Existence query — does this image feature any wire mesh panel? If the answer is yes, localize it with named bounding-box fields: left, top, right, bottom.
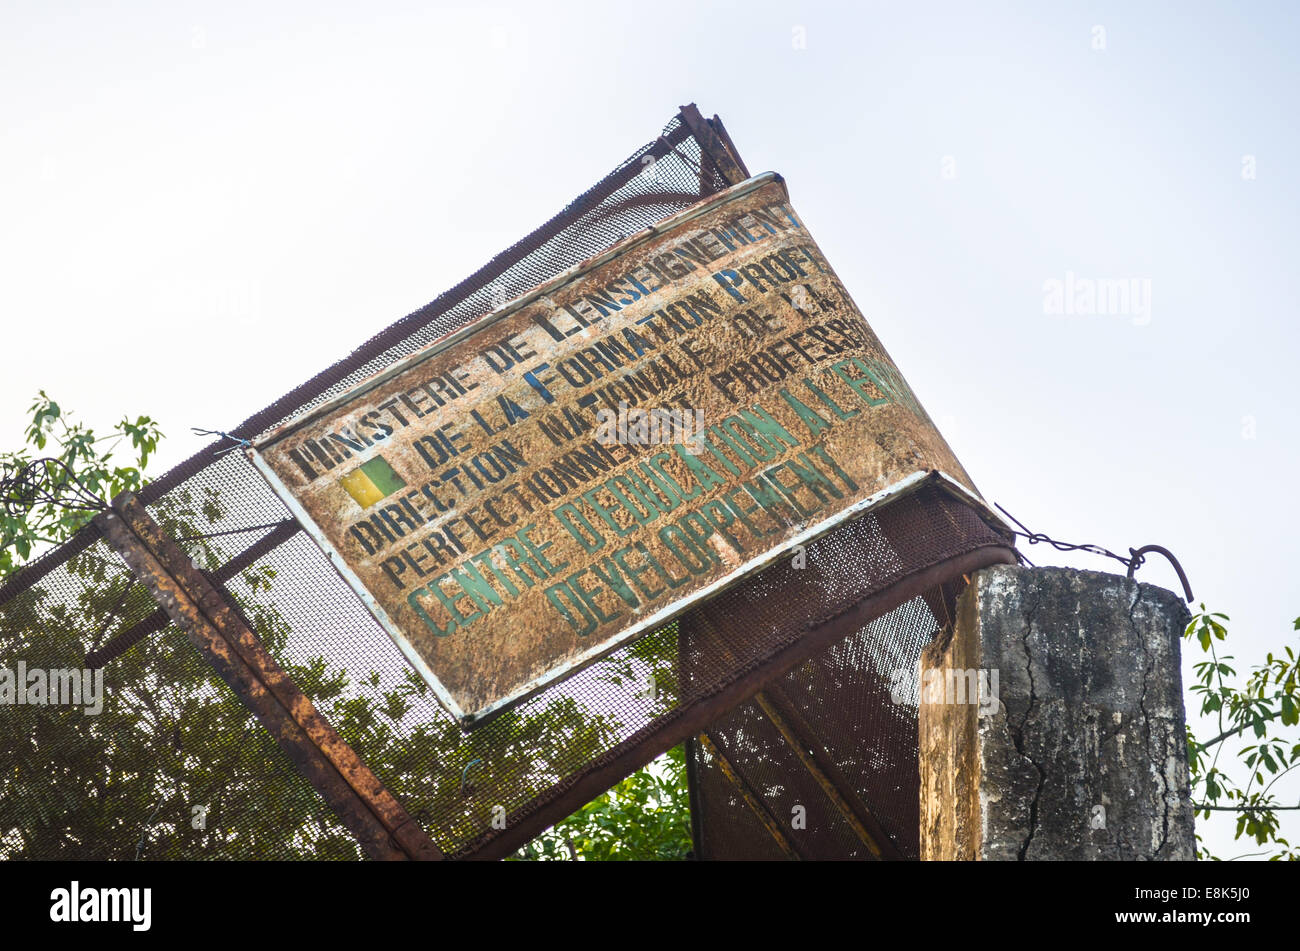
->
left=0, top=111, right=1014, bottom=860
left=689, top=592, right=949, bottom=860
left=0, top=533, right=360, bottom=859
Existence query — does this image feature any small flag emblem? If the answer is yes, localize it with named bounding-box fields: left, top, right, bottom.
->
left=340, top=456, right=407, bottom=508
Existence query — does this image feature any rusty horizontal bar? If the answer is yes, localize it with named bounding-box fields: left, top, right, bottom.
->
left=96, top=494, right=442, bottom=861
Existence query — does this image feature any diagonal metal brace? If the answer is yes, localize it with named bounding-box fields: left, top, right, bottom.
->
left=94, top=492, right=443, bottom=861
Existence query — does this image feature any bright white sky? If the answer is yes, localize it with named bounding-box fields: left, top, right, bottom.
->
left=2, top=0, right=1296, bottom=860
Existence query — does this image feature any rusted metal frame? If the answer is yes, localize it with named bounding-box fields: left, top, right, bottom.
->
left=709, top=113, right=752, bottom=179
left=679, top=103, right=748, bottom=188
left=85, top=517, right=300, bottom=668
left=111, top=493, right=442, bottom=861
left=697, top=731, right=801, bottom=860
left=750, top=690, right=898, bottom=860
left=464, top=541, right=1017, bottom=859
left=684, top=735, right=706, bottom=859
left=92, top=506, right=406, bottom=860
left=94, top=493, right=442, bottom=861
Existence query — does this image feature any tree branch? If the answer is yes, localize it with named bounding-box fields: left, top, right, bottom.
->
left=1192, top=803, right=1300, bottom=811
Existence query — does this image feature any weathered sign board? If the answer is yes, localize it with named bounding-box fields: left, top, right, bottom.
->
left=250, top=173, right=988, bottom=727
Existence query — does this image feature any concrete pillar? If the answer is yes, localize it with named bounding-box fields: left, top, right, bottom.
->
left=919, top=565, right=1195, bottom=860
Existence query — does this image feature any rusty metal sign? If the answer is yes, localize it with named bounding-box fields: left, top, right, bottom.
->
left=249, top=173, right=990, bottom=727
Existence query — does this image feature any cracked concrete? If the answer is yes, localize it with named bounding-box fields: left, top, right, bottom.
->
left=918, top=565, right=1195, bottom=860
